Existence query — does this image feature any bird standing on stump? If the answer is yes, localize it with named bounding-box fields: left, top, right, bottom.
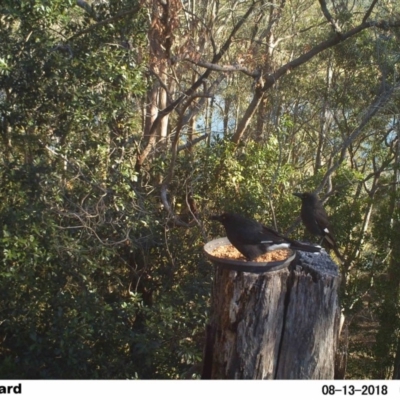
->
left=211, top=212, right=321, bottom=261
left=293, top=192, right=344, bottom=263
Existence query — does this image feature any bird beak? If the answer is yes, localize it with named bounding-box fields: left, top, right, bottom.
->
left=293, top=193, right=302, bottom=198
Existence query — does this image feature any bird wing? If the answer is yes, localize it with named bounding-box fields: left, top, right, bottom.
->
left=224, top=221, right=266, bottom=246
left=262, top=224, right=321, bottom=252
left=224, top=220, right=272, bottom=260
left=243, top=226, right=274, bottom=244
left=260, top=225, right=286, bottom=244
left=314, top=207, right=336, bottom=247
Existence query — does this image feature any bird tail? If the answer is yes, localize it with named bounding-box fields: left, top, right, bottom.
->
left=332, top=246, right=345, bottom=265
left=289, top=241, right=322, bottom=253
left=322, top=236, right=345, bottom=264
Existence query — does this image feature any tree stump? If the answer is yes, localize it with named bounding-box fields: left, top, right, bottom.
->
left=202, top=249, right=341, bottom=379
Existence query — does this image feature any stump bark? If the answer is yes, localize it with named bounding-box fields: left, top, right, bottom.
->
left=202, top=250, right=341, bottom=379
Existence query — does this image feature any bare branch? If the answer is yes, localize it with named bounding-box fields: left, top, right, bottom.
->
left=158, top=75, right=225, bottom=225
left=318, top=82, right=400, bottom=191
left=363, top=0, right=379, bottom=23
left=136, top=1, right=259, bottom=170
left=231, top=87, right=265, bottom=143
left=183, top=58, right=259, bottom=77
left=266, top=19, right=400, bottom=90
left=177, top=134, right=208, bottom=153
left=181, top=6, right=217, bottom=56
left=148, top=70, right=174, bottom=105
left=160, top=183, right=192, bottom=228
left=231, top=17, right=400, bottom=145
left=318, top=0, right=342, bottom=35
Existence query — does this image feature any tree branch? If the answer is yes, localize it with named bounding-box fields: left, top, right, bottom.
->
left=159, top=75, right=224, bottom=225
left=231, top=17, right=400, bottom=145
left=318, top=0, right=342, bottom=35
left=135, top=1, right=259, bottom=171
left=231, top=87, right=265, bottom=143
left=183, top=58, right=259, bottom=77
left=177, top=134, right=208, bottom=153
left=265, top=19, right=400, bottom=90
left=363, top=0, right=379, bottom=23
left=318, top=82, right=400, bottom=192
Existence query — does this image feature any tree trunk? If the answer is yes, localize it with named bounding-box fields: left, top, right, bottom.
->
left=203, top=251, right=341, bottom=379
left=231, top=88, right=264, bottom=144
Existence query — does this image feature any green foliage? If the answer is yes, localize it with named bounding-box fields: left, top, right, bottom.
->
left=0, top=0, right=209, bottom=379
left=187, top=139, right=295, bottom=224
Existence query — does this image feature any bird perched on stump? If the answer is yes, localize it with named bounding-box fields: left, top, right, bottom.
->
left=210, top=212, right=321, bottom=261
left=293, top=192, right=344, bottom=263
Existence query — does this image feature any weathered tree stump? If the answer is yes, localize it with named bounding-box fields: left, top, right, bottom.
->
left=202, top=247, right=341, bottom=379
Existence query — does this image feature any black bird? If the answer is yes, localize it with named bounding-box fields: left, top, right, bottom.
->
left=293, top=192, right=344, bottom=262
left=211, top=212, right=321, bottom=261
